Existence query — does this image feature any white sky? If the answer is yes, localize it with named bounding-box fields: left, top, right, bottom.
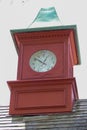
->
left=0, top=0, right=87, bottom=105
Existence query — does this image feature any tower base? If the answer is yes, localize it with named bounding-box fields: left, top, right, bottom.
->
left=7, top=78, right=78, bottom=115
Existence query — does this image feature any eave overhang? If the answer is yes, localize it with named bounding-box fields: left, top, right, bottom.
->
left=10, top=25, right=81, bottom=65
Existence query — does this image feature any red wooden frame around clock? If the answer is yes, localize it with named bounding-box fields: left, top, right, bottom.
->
left=13, top=29, right=78, bottom=80
left=18, top=41, right=67, bottom=80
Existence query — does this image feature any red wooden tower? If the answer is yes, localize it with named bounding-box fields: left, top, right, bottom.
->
left=7, top=7, right=80, bottom=115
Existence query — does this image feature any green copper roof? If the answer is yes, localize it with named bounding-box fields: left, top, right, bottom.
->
left=11, top=25, right=77, bottom=33
left=32, top=7, right=59, bottom=22
left=28, top=7, right=61, bottom=28
left=10, top=7, right=81, bottom=64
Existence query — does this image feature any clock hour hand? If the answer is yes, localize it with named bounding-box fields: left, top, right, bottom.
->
left=34, top=57, right=47, bottom=65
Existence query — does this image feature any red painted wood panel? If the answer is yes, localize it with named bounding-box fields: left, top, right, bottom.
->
left=7, top=78, right=78, bottom=115
left=12, top=30, right=76, bottom=80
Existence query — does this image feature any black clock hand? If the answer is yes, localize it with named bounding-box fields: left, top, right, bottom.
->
left=43, top=55, right=49, bottom=62
left=34, top=57, right=47, bottom=65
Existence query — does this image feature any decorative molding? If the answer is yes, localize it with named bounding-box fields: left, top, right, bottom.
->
left=15, top=31, right=70, bottom=41
left=15, top=89, right=66, bottom=110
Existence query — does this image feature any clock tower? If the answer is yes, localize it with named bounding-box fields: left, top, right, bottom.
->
left=7, top=7, right=80, bottom=115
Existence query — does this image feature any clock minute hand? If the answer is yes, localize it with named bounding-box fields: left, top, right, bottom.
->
left=43, top=55, right=49, bottom=63
left=34, top=57, right=47, bottom=65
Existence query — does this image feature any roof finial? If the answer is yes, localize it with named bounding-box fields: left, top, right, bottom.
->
left=28, top=7, right=61, bottom=28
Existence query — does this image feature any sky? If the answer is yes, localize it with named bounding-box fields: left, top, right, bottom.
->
left=0, top=0, right=87, bottom=105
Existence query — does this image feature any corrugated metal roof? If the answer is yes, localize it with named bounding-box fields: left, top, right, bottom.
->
left=0, top=99, right=87, bottom=130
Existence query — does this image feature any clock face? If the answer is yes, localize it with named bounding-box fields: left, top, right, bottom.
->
left=29, top=50, right=57, bottom=72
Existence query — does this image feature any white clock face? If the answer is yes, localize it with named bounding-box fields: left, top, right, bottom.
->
left=29, top=50, right=57, bottom=72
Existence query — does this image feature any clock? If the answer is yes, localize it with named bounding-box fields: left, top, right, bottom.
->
left=29, top=50, right=57, bottom=72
